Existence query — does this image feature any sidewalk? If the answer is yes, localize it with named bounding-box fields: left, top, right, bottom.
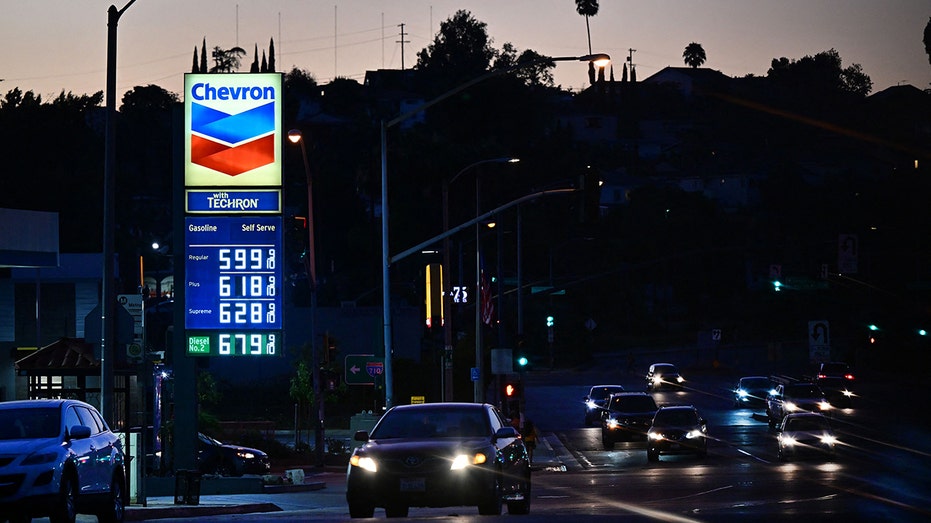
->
left=124, top=434, right=566, bottom=520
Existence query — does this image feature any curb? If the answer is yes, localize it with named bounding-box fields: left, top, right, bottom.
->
left=125, top=502, right=282, bottom=521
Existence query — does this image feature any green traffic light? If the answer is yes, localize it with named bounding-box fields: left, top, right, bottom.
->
left=517, top=356, right=529, bottom=367
left=546, top=315, right=554, bottom=327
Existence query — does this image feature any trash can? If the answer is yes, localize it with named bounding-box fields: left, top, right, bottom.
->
left=174, top=470, right=201, bottom=505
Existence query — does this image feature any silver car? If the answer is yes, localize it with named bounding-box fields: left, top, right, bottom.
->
left=0, top=399, right=127, bottom=523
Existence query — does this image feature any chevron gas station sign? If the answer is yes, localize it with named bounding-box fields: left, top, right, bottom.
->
left=184, top=73, right=282, bottom=187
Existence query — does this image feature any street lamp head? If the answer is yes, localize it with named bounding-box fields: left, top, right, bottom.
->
left=287, top=129, right=303, bottom=144
left=580, top=53, right=611, bottom=68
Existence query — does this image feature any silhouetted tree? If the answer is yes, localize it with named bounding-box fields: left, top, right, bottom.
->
left=261, top=52, right=268, bottom=73
left=200, top=38, right=207, bottom=73
left=575, top=0, right=599, bottom=54
left=683, top=42, right=706, bottom=68
left=210, top=46, right=247, bottom=73
left=191, top=47, right=199, bottom=73
left=268, top=38, right=276, bottom=72
left=494, top=43, right=556, bottom=87
left=768, top=48, right=871, bottom=96
left=250, top=44, right=259, bottom=73
left=416, top=9, right=495, bottom=89
left=924, top=17, right=931, bottom=67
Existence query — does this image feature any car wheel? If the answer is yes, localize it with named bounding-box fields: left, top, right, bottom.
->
left=647, top=449, right=659, bottom=463
left=348, top=501, right=375, bottom=519
left=602, top=433, right=614, bottom=450
left=477, top=475, right=502, bottom=515
left=507, top=471, right=531, bottom=515
left=97, top=474, right=126, bottom=523
left=49, top=472, right=77, bottom=523
left=385, top=504, right=409, bottom=518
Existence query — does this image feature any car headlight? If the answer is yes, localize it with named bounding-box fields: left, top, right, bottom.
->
left=648, top=432, right=664, bottom=441
left=819, top=434, right=837, bottom=446
left=652, top=376, right=663, bottom=384
left=236, top=451, right=256, bottom=459
left=676, top=376, right=685, bottom=383
left=605, top=418, right=619, bottom=429
left=349, top=455, right=377, bottom=472
left=737, top=389, right=749, bottom=398
left=450, top=453, right=487, bottom=470
left=586, top=400, right=598, bottom=410
left=785, top=402, right=799, bottom=412
left=22, top=452, right=58, bottom=466
left=818, top=401, right=832, bottom=411
left=685, top=430, right=703, bottom=439
left=779, top=435, right=797, bottom=447
left=842, top=389, right=854, bottom=397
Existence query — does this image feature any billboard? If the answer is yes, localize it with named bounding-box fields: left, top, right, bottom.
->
left=184, top=73, right=282, bottom=187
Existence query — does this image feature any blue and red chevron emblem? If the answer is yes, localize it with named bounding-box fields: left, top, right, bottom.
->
left=190, top=101, right=276, bottom=176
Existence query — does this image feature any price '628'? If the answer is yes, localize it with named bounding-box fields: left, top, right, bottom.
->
left=219, top=302, right=276, bottom=324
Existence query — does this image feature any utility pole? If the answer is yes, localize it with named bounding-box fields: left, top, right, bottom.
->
left=397, top=23, right=410, bottom=70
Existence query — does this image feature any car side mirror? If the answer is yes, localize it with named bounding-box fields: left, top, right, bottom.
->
left=68, top=425, right=92, bottom=440
left=493, top=426, right=519, bottom=441
left=353, top=430, right=370, bottom=442
left=583, top=396, right=590, bottom=402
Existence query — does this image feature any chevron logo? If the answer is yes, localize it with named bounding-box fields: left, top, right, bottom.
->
left=190, top=101, right=275, bottom=176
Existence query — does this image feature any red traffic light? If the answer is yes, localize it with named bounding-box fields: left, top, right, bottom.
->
left=505, top=383, right=516, bottom=397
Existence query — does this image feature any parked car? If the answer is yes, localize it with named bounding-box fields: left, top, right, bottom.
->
left=583, top=385, right=625, bottom=426
left=346, top=402, right=531, bottom=518
left=601, top=392, right=659, bottom=449
left=766, top=382, right=832, bottom=429
left=645, top=363, right=685, bottom=391
left=197, top=432, right=270, bottom=477
left=0, top=399, right=127, bottom=523
left=733, top=376, right=775, bottom=408
left=777, top=412, right=838, bottom=461
left=646, top=405, right=708, bottom=462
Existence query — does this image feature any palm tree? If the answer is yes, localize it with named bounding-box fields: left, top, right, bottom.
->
left=683, top=42, right=707, bottom=68
left=575, top=0, right=599, bottom=54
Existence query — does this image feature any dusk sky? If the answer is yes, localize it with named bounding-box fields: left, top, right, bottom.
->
left=2, top=1, right=929, bottom=100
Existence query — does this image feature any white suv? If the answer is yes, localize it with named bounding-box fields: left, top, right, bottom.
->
left=0, top=399, right=127, bottom=523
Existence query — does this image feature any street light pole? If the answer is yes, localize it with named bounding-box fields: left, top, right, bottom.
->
left=101, top=0, right=137, bottom=426
left=288, top=129, right=324, bottom=468
left=443, top=158, right=517, bottom=402
left=380, top=53, right=610, bottom=408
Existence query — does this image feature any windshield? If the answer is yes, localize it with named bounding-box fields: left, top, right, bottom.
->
left=0, top=407, right=60, bottom=440
left=372, top=407, right=490, bottom=439
left=786, top=417, right=830, bottom=432
left=654, top=409, right=699, bottom=427
left=590, top=386, right=624, bottom=400
left=740, top=378, right=771, bottom=389
left=610, top=395, right=658, bottom=412
left=653, top=365, right=678, bottom=375
left=786, top=385, right=823, bottom=399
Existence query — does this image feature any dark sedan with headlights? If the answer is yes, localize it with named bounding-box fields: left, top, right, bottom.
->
left=733, top=376, right=775, bottom=408
left=645, top=363, right=685, bottom=391
left=647, top=405, right=708, bottom=462
left=346, top=402, right=531, bottom=518
left=601, top=392, right=658, bottom=449
left=583, top=385, right=625, bottom=426
left=777, top=412, right=837, bottom=461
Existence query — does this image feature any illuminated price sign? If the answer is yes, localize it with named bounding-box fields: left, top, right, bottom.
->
left=187, top=331, right=281, bottom=357
left=185, top=216, right=282, bottom=330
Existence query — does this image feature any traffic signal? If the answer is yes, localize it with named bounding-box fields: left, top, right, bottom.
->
left=517, top=356, right=529, bottom=368
left=503, top=382, right=522, bottom=399
left=546, top=316, right=554, bottom=328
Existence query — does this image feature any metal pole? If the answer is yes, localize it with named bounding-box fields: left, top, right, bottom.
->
left=442, top=180, right=453, bottom=402
left=380, top=121, right=393, bottom=409
left=102, top=0, right=137, bottom=426
left=474, top=177, right=483, bottom=403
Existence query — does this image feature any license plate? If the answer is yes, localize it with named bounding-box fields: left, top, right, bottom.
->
left=400, top=477, right=426, bottom=492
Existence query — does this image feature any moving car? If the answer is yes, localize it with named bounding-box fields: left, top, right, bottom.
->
left=777, top=412, right=837, bottom=461
left=733, top=376, right=774, bottom=407
left=815, top=362, right=856, bottom=408
left=645, top=363, right=685, bottom=391
left=346, top=402, right=531, bottom=518
left=601, top=392, right=658, bottom=449
left=0, top=399, right=127, bottom=523
left=583, top=385, right=625, bottom=426
left=197, top=432, right=271, bottom=477
left=766, top=382, right=832, bottom=429
left=647, top=405, right=708, bottom=462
